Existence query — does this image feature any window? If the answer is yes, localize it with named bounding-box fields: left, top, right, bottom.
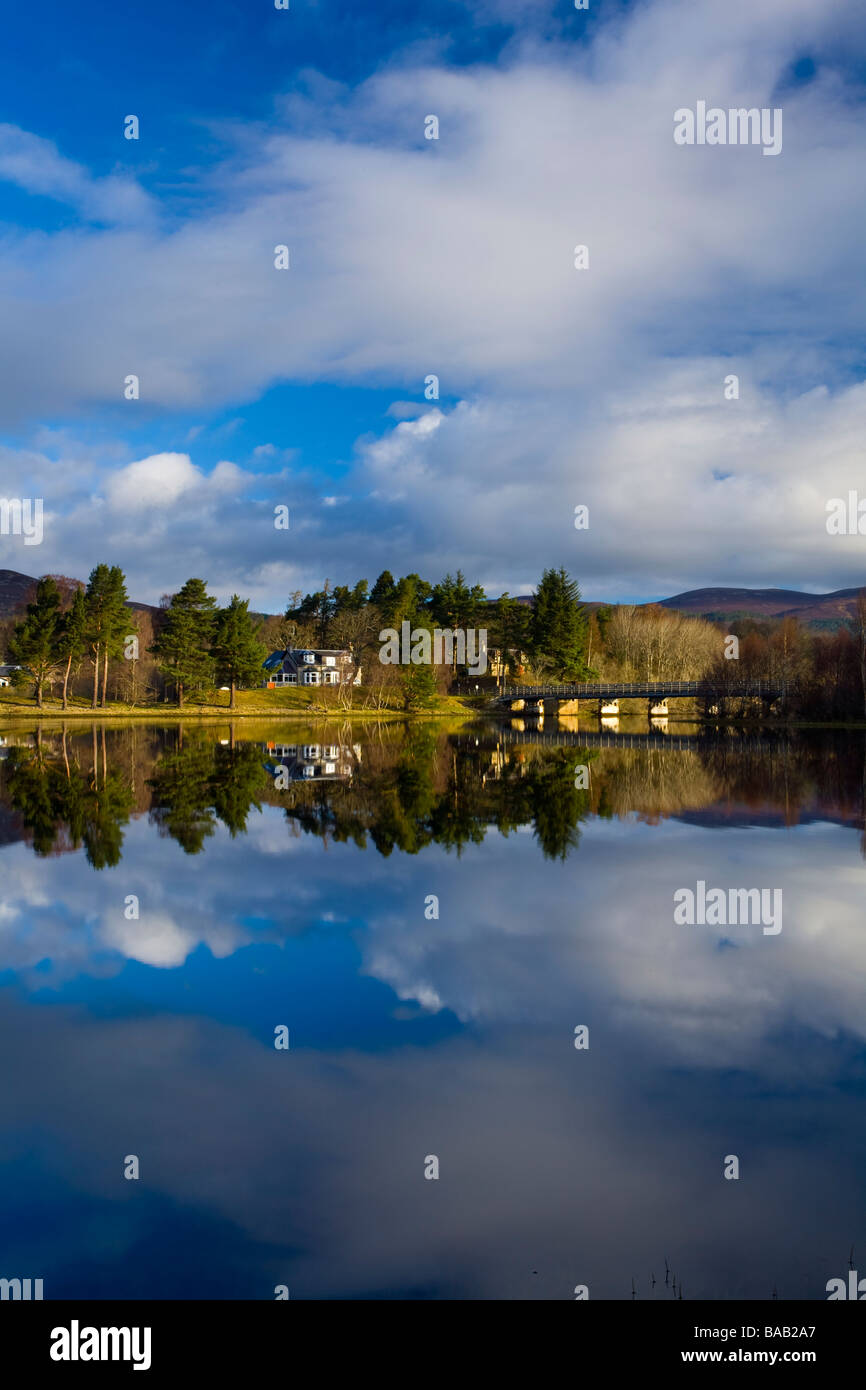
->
left=302, top=766, right=315, bottom=779
left=303, top=652, right=315, bottom=663
left=304, top=745, right=321, bottom=759
left=324, top=746, right=339, bottom=759
left=323, top=763, right=336, bottom=775
left=324, top=656, right=336, bottom=667
left=302, top=670, right=320, bottom=685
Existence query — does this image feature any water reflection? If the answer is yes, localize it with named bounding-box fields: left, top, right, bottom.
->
left=0, top=718, right=865, bottom=1300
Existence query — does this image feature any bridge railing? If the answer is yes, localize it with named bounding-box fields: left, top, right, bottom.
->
left=500, top=680, right=784, bottom=699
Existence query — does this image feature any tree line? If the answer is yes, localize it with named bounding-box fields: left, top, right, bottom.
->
left=5, top=562, right=866, bottom=718
left=2, top=563, right=595, bottom=710
left=279, top=565, right=592, bottom=681
left=6, top=569, right=266, bottom=709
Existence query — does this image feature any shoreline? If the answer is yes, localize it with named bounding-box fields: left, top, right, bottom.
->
left=2, top=704, right=866, bottom=732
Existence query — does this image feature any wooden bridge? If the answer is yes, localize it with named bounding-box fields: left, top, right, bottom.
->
left=496, top=679, right=784, bottom=716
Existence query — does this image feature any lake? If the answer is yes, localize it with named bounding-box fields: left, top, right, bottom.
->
left=0, top=717, right=864, bottom=1300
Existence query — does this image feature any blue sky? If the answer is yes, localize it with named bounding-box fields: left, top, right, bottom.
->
left=1, top=0, right=865, bottom=608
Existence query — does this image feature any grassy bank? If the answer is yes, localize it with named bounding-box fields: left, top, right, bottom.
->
left=0, top=687, right=485, bottom=721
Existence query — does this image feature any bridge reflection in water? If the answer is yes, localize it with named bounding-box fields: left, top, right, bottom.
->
left=467, top=723, right=784, bottom=752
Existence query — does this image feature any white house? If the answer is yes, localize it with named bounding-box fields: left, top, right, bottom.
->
left=262, top=648, right=361, bottom=689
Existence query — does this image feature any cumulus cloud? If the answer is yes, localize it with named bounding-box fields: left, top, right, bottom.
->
left=1, top=0, right=865, bottom=596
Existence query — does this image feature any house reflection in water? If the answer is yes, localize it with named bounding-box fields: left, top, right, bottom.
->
left=263, top=741, right=362, bottom=783
left=0, top=732, right=35, bottom=759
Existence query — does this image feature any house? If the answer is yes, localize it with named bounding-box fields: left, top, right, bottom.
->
left=263, top=741, right=362, bottom=783
left=0, top=664, right=24, bottom=688
left=262, top=648, right=361, bottom=689
left=485, top=647, right=528, bottom=680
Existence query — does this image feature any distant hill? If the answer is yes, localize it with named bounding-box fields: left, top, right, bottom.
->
left=493, top=586, right=863, bottom=628
left=657, top=586, right=863, bottom=627
left=0, top=569, right=37, bottom=614
left=0, top=569, right=158, bottom=619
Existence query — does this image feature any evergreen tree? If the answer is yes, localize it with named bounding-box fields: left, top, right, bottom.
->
left=8, top=575, right=64, bottom=707
left=398, top=662, right=438, bottom=711
left=287, top=582, right=334, bottom=646
left=369, top=570, right=396, bottom=610
left=332, top=579, right=369, bottom=614
left=390, top=574, right=432, bottom=625
left=100, top=566, right=130, bottom=707
left=212, top=595, right=268, bottom=708
left=531, top=567, right=589, bottom=679
left=150, top=578, right=218, bottom=706
left=58, top=585, right=87, bottom=709
left=84, top=565, right=115, bottom=709
left=429, top=570, right=486, bottom=632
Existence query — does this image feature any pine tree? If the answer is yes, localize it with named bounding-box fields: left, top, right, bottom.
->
left=430, top=571, right=486, bottom=631
left=369, top=570, right=397, bottom=610
left=150, top=578, right=218, bottom=706
left=398, top=662, right=438, bottom=711
left=531, top=567, right=589, bottom=680
left=8, top=576, right=64, bottom=707
left=100, top=566, right=130, bottom=707
left=212, top=595, right=268, bottom=708
left=84, top=565, right=115, bottom=709
left=58, top=585, right=87, bottom=709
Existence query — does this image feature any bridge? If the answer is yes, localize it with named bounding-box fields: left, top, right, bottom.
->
left=496, top=679, right=784, bottom=716
left=468, top=727, right=703, bottom=750
left=462, top=727, right=786, bottom=752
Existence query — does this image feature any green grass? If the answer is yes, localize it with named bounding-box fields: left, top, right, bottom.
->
left=0, top=686, right=483, bottom=721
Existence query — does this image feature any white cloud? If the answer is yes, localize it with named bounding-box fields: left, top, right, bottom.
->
left=1, top=0, right=865, bottom=597
left=0, top=124, right=153, bottom=225
left=104, top=452, right=202, bottom=511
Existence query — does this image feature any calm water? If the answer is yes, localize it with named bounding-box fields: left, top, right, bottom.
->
left=1, top=718, right=864, bottom=1300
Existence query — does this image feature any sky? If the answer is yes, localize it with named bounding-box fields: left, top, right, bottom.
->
left=0, top=0, right=865, bottom=609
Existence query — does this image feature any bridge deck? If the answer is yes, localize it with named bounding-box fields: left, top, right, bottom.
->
left=500, top=680, right=783, bottom=700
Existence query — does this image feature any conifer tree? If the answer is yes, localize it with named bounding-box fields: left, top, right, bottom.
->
left=8, top=576, right=64, bottom=707
left=212, top=595, right=268, bottom=708
left=84, top=565, right=115, bottom=709
left=531, top=567, right=589, bottom=680
left=150, top=578, right=218, bottom=706
left=58, top=585, right=87, bottom=710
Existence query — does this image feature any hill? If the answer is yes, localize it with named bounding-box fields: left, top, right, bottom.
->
left=657, top=586, right=863, bottom=627
left=0, top=569, right=159, bottom=618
